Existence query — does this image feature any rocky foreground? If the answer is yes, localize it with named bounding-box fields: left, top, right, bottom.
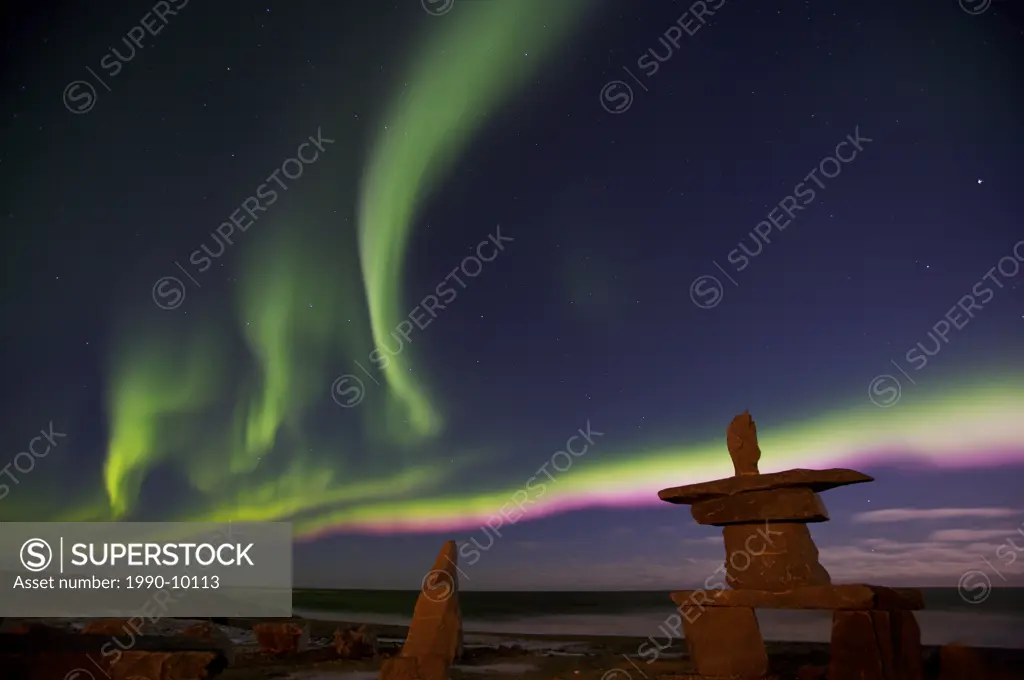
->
left=1, top=615, right=1023, bottom=679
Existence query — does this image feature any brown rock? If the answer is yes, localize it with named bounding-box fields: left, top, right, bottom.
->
left=110, top=651, right=219, bottom=680
left=0, top=620, right=32, bottom=633
left=659, top=468, right=873, bottom=505
left=0, top=651, right=100, bottom=680
left=83, top=619, right=141, bottom=636
left=828, top=610, right=923, bottom=680
left=727, top=411, right=762, bottom=476
left=893, top=611, right=924, bottom=680
left=335, top=624, right=378, bottom=659
left=722, top=522, right=831, bottom=590
left=400, top=540, right=463, bottom=663
left=829, top=611, right=886, bottom=680
left=252, top=622, right=309, bottom=655
left=680, top=606, right=767, bottom=679
left=691, top=487, right=830, bottom=525
left=161, top=650, right=222, bottom=680
left=795, top=666, right=827, bottom=680
left=180, top=621, right=235, bottom=665
left=657, top=676, right=781, bottom=680
left=0, top=630, right=230, bottom=680
left=938, top=642, right=988, bottom=680
left=110, top=652, right=172, bottom=680
left=381, top=656, right=419, bottom=680
left=670, top=584, right=924, bottom=611
left=380, top=654, right=450, bottom=680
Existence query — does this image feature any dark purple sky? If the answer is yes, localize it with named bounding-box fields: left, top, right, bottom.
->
left=1, top=0, right=1022, bottom=591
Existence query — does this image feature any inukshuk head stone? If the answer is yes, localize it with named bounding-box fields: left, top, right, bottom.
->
left=726, top=410, right=761, bottom=476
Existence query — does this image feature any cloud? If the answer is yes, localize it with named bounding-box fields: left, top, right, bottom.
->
left=817, top=538, right=1024, bottom=585
left=929, top=528, right=1023, bottom=542
left=681, top=536, right=724, bottom=544
left=851, top=507, right=1021, bottom=523
left=446, top=517, right=1024, bottom=589
left=477, top=539, right=1024, bottom=589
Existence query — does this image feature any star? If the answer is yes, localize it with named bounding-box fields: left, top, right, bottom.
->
left=977, top=178, right=983, bottom=184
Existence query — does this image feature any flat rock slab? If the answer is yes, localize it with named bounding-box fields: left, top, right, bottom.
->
left=671, top=584, right=925, bottom=611
left=691, top=487, right=830, bottom=525
left=658, top=468, right=873, bottom=505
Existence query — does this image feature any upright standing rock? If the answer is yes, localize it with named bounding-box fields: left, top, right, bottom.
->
left=727, top=411, right=761, bottom=476
left=380, top=540, right=463, bottom=680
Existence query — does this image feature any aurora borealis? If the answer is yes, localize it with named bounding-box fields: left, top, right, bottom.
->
left=2, top=0, right=1023, bottom=588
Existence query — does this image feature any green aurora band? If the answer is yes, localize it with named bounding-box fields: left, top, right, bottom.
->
left=88, top=1, right=1024, bottom=535
left=294, top=375, right=1024, bottom=535
left=357, top=0, right=592, bottom=440
left=100, top=0, right=595, bottom=522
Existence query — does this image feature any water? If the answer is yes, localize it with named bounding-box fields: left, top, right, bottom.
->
left=292, top=588, right=1024, bottom=649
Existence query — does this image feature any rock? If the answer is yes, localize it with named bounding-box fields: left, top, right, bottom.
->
left=829, top=611, right=886, bottom=680
left=110, top=650, right=221, bottom=680
left=795, top=666, right=827, bottom=680
left=0, top=629, right=231, bottom=680
left=659, top=467, right=873, bottom=505
left=180, top=621, right=235, bottom=665
left=670, top=584, right=924, bottom=611
left=657, top=676, right=781, bottom=680
left=0, top=620, right=32, bottom=634
left=722, top=522, right=831, bottom=590
left=82, top=618, right=143, bottom=635
left=252, top=621, right=309, bottom=655
left=399, top=540, right=463, bottom=663
left=691, top=486, right=830, bottom=525
left=726, top=411, right=762, bottom=476
left=938, top=642, right=988, bottom=680
left=894, top=610, right=924, bottom=680
left=680, top=606, right=767, bottom=679
left=828, top=610, right=923, bottom=680
left=334, top=624, right=378, bottom=659
left=381, top=656, right=419, bottom=680
left=0, top=651, right=102, bottom=680
left=380, top=654, right=450, bottom=680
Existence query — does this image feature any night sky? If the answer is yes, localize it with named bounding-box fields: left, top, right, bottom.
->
left=1, top=0, right=1023, bottom=591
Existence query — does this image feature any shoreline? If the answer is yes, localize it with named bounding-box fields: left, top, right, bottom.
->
left=224, top=615, right=1024, bottom=679
left=290, top=606, right=1024, bottom=650
left=7, top=615, right=1024, bottom=679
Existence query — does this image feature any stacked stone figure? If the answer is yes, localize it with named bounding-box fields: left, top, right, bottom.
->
left=660, top=412, right=925, bottom=680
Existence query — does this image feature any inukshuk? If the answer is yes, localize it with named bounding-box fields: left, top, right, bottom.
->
left=660, top=412, right=925, bottom=680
